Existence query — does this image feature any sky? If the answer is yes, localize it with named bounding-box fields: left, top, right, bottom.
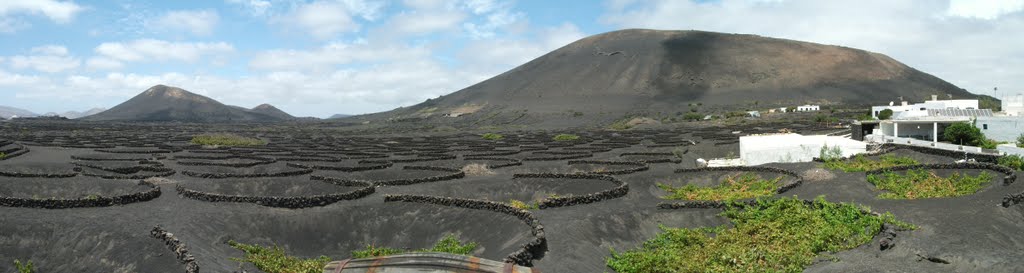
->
left=0, top=0, right=1022, bottom=118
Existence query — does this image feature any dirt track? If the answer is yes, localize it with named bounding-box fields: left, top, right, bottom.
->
left=1, top=122, right=1022, bottom=272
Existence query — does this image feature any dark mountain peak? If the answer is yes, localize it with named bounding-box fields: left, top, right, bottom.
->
left=249, top=103, right=294, bottom=120
left=253, top=103, right=277, bottom=110
left=142, top=85, right=215, bottom=104
left=83, top=85, right=286, bottom=122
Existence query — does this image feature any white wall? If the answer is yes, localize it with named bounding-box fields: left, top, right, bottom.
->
left=1003, top=94, right=1024, bottom=116
left=871, top=99, right=979, bottom=119
left=740, top=134, right=867, bottom=166
left=977, top=116, right=1023, bottom=142
left=997, top=144, right=1024, bottom=157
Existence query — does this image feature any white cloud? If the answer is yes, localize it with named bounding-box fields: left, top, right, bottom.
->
left=948, top=0, right=1024, bottom=19
left=339, top=0, right=387, bottom=20
left=0, top=17, right=29, bottom=33
left=150, top=10, right=220, bottom=36
left=462, top=0, right=501, bottom=14
left=460, top=22, right=585, bottom=71
left=281, top=1, right=360, bottom=39
left=250, top=40, right=432, bottom=71
left=387, top=10, right=466, bottom=35
left=8, top=45, right=80, bottom=73
left=601, top=0, right=1024, bottom=97
left=94, top=39, right=234, bottom=63
left=461, top=2, right=523, bottom=39
left=226, top=0, right=272, bottom=16
left=85, top=57, right=123, bottom=70
left=0, top=0, right=83, bottom=23
left=403, top=0, right=456, bottom=10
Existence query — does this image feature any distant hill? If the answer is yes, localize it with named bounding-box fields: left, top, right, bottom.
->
left=250, top=104, right=295, bottom=120
left=328, top=114, right=351, bottom=119
left=42, top=108, right=107, bottom=119
left=351, top=29, right=980, bottom=126
left=82, top=85, right=289, bottom=122
left=0, top=106, right=37, bottom=119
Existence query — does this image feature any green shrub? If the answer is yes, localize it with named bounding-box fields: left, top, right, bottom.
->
left=14, top=259, right=34, bottom=273
left=878, top=109, right=893, bottom=120
left=658, top=173, right=781, bottom=201
left=978, top=138, right=1003, bottom=149
left=509, top=199, right=540, bottom=210
left=351, top=234, right=478, bottom=258
left=999, top=154, right=1024, bottom=171
left=0, top=152, right=6, bottom=159
left=350, top=245, right=404, bottom=259
left=943, top=122, right=983, bottom=146
left=191, top=134, right=266, bottom=147
left=867, top=169, right=992, bottom=199
left=228, top=241, right=330, bottom=273
left=824, top=155, right=918, bottom=172
left=481, top=133, right=503, bottom=140
left=818, top=145, right=843, bottom=161
left=553, top=134, right=580, bottom=141
left=1017, top=133, right=1024, bottom=148
left=608, top=120, right=632, bottom=130
left=606, top=197, right=914, bottom=273
left=682, top=112, right=703, bottom=121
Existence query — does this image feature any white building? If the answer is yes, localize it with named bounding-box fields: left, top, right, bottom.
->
left=796, top=105, right=819, bottom=112
left=871, top=95, right=978, bottom=119
left=1003, top=94, right=1024, bottom=116
left=739, top=133, right=866, bottom=166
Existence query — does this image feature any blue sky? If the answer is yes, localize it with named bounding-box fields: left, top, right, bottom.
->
left=1, top=0, right=1022, bottom=117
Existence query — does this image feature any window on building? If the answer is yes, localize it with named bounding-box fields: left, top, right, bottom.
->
left=874, top=111, right=879, bottom=116
left=983, top=124, right=988, bottom=130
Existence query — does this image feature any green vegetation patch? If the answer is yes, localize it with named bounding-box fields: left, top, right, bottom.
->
left=999, top=154, right=1024, bottom=171
left=14, top=259, right=34, bottom=273
left=658, top=173, right=782, bottom=201
left=824, top=155, right=918, bottom=172
left=552, top=134, right=580, bottom=141
left=0, top=152, right=6, bottom=159
left=230, top=234, right=478, bottom=272
left=191, top=134, right=267, bottom=147
left=606, top=197, right=914, bottom=273
left=867, top=169, right=993, bottom=199
left=351, top=234, right=478, bottom=258
left=509, top=199, right=540, bottom=210
left=481, top=133, right=504, bottom=140
left=228, top=241, right=330, bottom=273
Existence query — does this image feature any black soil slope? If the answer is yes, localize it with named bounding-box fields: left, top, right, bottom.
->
left=352, top=29, right=978, bottom=126
left=83, top=85, right=287, bottom=122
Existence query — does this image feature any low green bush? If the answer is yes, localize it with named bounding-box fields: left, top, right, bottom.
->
left=14, top=259, right=34, bottom=273
left=481, top=133, right=503, bottom=140
left=509, top=199, right=540, bottom=210
left=818, top=145, right=843, bottom=161
left=999, top=154, right=1024, bottom=171
left=0, top=152, right=6, bottom=159
left=607, top=197, right=914, bottom=273
left=878, top=109, right=893, bottom=120
left=351, top=234, right=478, bottom=258
left=191, top=134, right=266, bottom=147
left=944, top=122, right=983, bottom=146
left=658, top=173, right=781, bottom=201
left=824, top=155, right=918, bottom=172
left=867, top=169, right=992, bottom=199
left=228, top=241, right=330, bottom=273
left=553, top=134, right=580, bottom=141
left=978, top=138, right=1004, bottom=149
